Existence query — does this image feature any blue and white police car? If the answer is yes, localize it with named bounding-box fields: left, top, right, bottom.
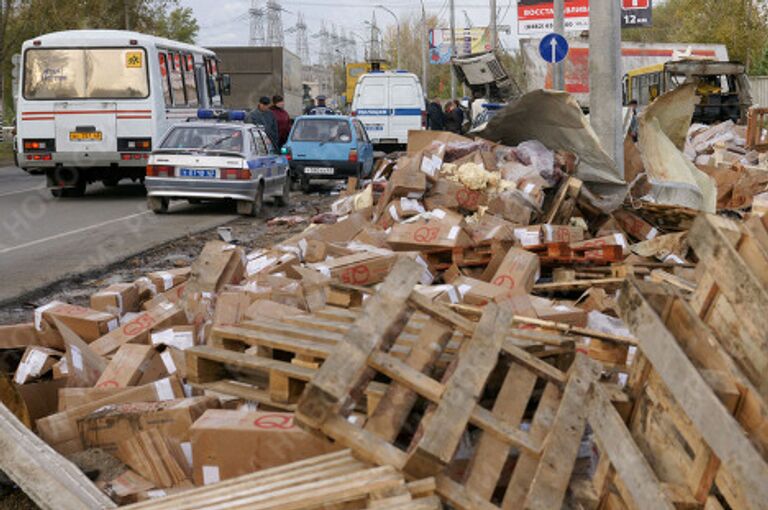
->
left=145, top=110, right=290, bottom=216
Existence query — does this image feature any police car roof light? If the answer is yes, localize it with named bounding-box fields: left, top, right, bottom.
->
left=228, top=110, right=246, bottom=121
left=197, top=109, right=216, bottom=119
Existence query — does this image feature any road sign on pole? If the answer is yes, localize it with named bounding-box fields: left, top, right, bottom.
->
left=539, top=33, right=569, bottom=64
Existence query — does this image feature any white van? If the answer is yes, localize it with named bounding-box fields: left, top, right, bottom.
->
left=351, top=71, right=425, bottom=148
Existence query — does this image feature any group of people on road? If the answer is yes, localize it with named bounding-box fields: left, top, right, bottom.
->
left=426, top=98, right=467, bottom=134
left=246, top=95, right=291, bottom=149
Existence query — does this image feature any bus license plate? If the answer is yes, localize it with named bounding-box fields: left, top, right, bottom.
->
left=180, top=168, right=217, bottom=178
left=304, top=167, right=334, bottom=175
left=69, top=131, right=102, bottom=141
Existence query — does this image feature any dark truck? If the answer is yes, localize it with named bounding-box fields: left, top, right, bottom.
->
left=208, top=46, right=303, bottom=118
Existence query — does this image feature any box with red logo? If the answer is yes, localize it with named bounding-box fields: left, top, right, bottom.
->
left=89, top=302, right=187, bottom=356
left=190, top=410, right=341, bottom=485
left=487, top=247, right=541, bottom=296
left=386, top=220, right=472, bottom=251
left=309, top=251, right=398, bottom=287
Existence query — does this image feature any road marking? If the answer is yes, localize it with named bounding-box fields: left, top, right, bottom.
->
left=0, top=210, right=153, bottom=255
left=0, top=184, right=45, bottom=198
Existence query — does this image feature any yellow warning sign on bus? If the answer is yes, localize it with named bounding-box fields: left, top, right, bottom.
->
left=126, top=51, right=143, bottom=68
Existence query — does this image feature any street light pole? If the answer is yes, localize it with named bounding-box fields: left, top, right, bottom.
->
left=420, top=0, right=428, bottom=98
left=376, top=5, right=401, bottom=69
left=450, top=0, right=456, bottom=99
left=553, top=0, right=565, bottom=90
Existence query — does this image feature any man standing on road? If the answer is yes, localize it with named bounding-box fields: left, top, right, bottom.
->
left=247, top=97, right=279, bottom=148
left=427, top=99, right=445, bottom=131
left=270, top=95, right=291, bottom=148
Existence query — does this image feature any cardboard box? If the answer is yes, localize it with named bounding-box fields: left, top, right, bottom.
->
left=488, top=247, right=540, bottom=296
left=244, top=300, right=308, bottom=322
left=147, top=268, right=191, bottom=294
left=91, top=283, right=140, bottom=316
left=16, top=379, right=67, bottom=423
left=13, top=346, right=61, bottom=385
left=424, top=179, right=487, bottom=213
left=466, top=214, right=517, bottom=245
left=0, top=323, right=42, bottom=349
left=89, top=302, right=186, bottom=356
left=613, top=209, right=658, bottom=241
left=150, top=326, right=196, bottom=351
left=37, top=376, right=185, bottom=454
left=41, top=303, right=118, bottom=341
left=486, top=191, right=534, bottom=225
left=59, top=387, right=127, bottom=411
left=79, top=396, right=219, bottom=454
left=514, top=224, right=585, bottom=247
left=184, top=242, right=245, bottom=296
left=530, top=296, right=588, bottom=327
left=213, top=291, right=252, bottom=325
left=190, top=410, right=341, bottom=485
left=100, top=469, right=155, bottom=505
left=448, top=275, right=510, bottom=306
left=386, top=220, right=472, bottom=251
left=570, top=233, right=630, bottom=258
left=141, top=283, right=187, bottom=311
left=96, top=344, right=157, bottom=388
left=310, top=251, right=398, bottom=286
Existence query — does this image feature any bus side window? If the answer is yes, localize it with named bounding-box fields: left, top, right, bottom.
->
left=158, top=52, right=173, bottom=107
left=204, top=58, right=216, bottom=103
left=169, top=52, right=186, bottom=106
left=183, top=54, right=198, bottom=107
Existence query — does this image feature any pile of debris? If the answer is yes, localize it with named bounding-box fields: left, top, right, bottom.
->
left=2, top=91, right=768, bottom=510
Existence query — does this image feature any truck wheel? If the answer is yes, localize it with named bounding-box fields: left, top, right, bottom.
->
left=355, top=166, right=363, bottom=189
left=103, top=177, right=120, bottom=187
left=300, top=176, right=311, bottom=193
left=148, top=196, right=169, bottom=214
left=274, top=176, right=291, bottom=207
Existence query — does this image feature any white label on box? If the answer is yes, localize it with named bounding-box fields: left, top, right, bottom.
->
left=447, top=226, right=461, bottom=240
left=183, top=383, right=193, bottom=398
left=514, top=227, right=541, bottom=247
left=155, top=272, right=173, bottom=291
left=14, top=363, right=29, bottom=385
left=33, top=302, right=59, bottom=331
left=154, top=378, right=174, bottom=401
left=27, top=349, right=48, bottom=375
left=172, top=331, right=194, bottom=350
left=279, top=253, right=293, bottom=263
left=102, top=291, right=124, bottom=314
left=664, top=253, right=685, bottom=265
left=646, top=227, right=658, bottom=240
left=298, top=239, right=308, bottom=258
left=59, top=357, right=68, bottom=375
left=613, top=233, right=628, bottom=249
left=431, top=209, right=447, bottom=219
left=160, top=350, right=177, bottom=374
left=107, top=319, right=118, bottom=332
left=400, top=197, right=425, bottom=214
left=160, top=301, right=175, bottom=311
left=457, top=284, right=472, bottom=298
left=147, top=490, right=166, bottom=499
left=151, top=329, right=174, bottom=346
left=180, top=442, right=193, bottom=468
left=121, top=312, right=141, bottom=325
left=447, top=286, right=459, bottom=304
left=203, top=465, right=220, bottom=485
left=553, top=305, right=572, bottom=312
left=407, top=191, right=423, bottom=199
left=70, top=346, right=83, bottom=371
left=246, top=256, right=277, bottom=276
left=388, top=204, right=400, bottom=222
left=315, top=264, right=331, bottom=277
left=413, top=255, right=433, bottom=285
left=523, top=182, right=536, bottom=194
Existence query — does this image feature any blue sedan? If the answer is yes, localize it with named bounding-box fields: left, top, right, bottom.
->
left=146, top=118, right=290, bottom=216
left=282, top=115, right=374, bottom=192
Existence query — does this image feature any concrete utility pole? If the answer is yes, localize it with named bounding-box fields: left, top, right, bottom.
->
left=489, top=0, right=497, bottom=50
left=449, top=0, right=456, bottom=99
left=553, top=0, right=565, bottom=90
left=589, top=0, right=624, bottom=177
left=420, top=0, right=428, bottom=98
left=124, top=0, right=130, bottom=30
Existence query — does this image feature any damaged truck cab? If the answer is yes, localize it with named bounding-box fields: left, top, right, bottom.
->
left=623, top=60, right=753, bottom=125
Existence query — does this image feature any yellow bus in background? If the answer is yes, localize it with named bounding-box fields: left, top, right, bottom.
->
left=346, top=62, right=390, bottom=103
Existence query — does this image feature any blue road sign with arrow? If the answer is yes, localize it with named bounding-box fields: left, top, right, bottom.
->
left=538, top=33, right=569, bottom=64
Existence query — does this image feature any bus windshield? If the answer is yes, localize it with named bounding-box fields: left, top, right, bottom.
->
left=23, top=48, right=149, bottom=100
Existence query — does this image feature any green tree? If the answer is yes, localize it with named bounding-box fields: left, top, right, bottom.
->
left=623, top=0, right=768, bottom=73
left=155, top=7, right=199, bottom=44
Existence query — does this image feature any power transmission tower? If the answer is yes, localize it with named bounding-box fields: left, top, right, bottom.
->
left=266, top=0, right=284, bottom=47
left=249, top=0, right=265, bottom=46
left=368, top=12, right=383, bottom=61
left=296, top=13, right=310, bottom=63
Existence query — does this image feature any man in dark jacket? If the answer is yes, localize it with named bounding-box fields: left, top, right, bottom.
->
left=247, top=96, right=279, bottom=148
left=270, top=95, right=291, bottom=147
left=426, top=99, right=445, bottom=131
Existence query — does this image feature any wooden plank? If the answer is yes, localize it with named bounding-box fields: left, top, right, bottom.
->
left=619, top=278, right=768, bottom=510
left=502, top=382, right=562, bottom=509
left=407, top=290, right=477, bottom=335
left=365, top=320, right=453, bottom=441
left=464, top=362, right=537, bottom=500
left=406, top=304, right=511, bottom=477
left=587, top=383, right=675, bottom=510
left=501, top=340, right=567, bottom=386
left=522, top=354, right=599, bottom=510
left=297, top=258, right=423, bottom=428
left=0, top=403, right=116, bottom=510
left=213, top=325, right=334, bottom=358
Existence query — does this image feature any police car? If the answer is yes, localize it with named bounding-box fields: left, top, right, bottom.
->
left=145, top=110, right=290, bottom=216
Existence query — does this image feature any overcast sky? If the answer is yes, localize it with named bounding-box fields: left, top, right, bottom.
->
left=180, top=0, right=520, bottom=60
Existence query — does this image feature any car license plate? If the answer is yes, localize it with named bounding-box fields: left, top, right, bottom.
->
left=69, top=131, right=102, bottom=141
left=179, top=168, right=217, bottom=178
left=304, top=167, right=334, bottom=175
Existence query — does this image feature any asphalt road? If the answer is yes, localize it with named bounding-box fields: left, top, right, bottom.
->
left=0, top=166, right=238, bottom=305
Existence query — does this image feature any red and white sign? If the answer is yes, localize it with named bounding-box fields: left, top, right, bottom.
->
left=622, top=0, right=649, bottom=9
left=517, top=0, right=590, bottom=36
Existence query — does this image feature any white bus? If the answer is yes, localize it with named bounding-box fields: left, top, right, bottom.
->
left=16, top=30, right=228, bottom=196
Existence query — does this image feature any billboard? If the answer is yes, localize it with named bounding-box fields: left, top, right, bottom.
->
left=429, top=27, right=492, bottom=65
left=517, top=0, right=652, bottom=35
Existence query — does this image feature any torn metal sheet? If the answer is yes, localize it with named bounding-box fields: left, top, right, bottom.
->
left=476, top=90, right=627, bottom=211
left=637, top=84, right=717, bottom=213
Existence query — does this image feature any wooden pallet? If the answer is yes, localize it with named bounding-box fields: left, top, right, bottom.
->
left=604, top=252, right=768, bottom=510
left=525, top=242, right=624, bottom=266
left=293, top=257, right=611, bottom=510
left=123, top=450, right=441, bottom=510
